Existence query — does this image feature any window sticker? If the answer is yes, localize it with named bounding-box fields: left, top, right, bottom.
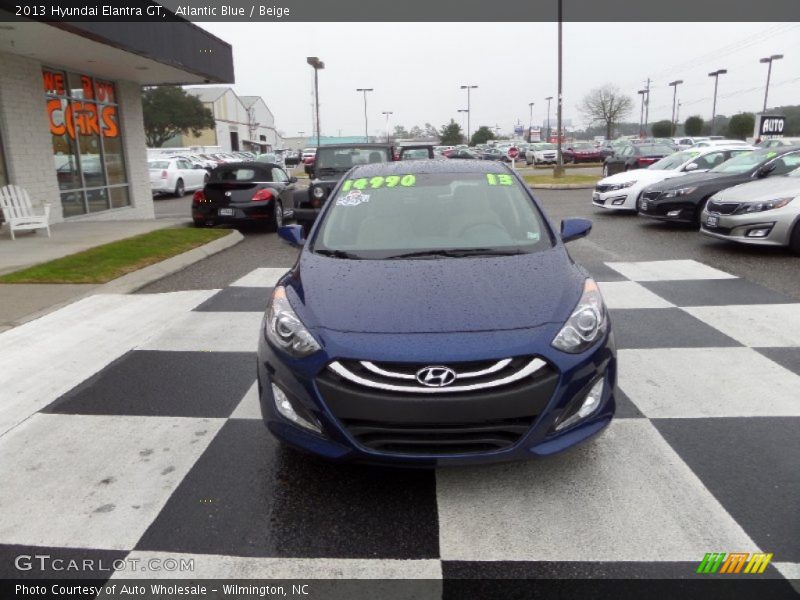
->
left=526, top=231, right=541, bottom=241
left=766, top=152, right=777, bottom=158
left=336, top=190, right=371, bottom=207
left=341, top=174, right=416, bottom=192
left=486, top=173, right=514, bottom=186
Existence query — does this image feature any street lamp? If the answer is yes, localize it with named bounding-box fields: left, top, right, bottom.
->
left=460, top=84, right=478, bottom=144
left=669, top=80, right=683, bottom=136
left=708, top=69, right=727, bottom=134
left=759, top=54, right=783, bottom=113
left=545, top=96, right=553, bottom=142
left=306, top=57, right=324, bottom=148
left=554, top=0, right=564, bottom=177
left=457, top=109, right=469, bottom=143
left=381, top=110, right=393, bottom=143
left=356, top=88, right=373, bottom=142
left=528, top=102, right=534, bottom=142
left=638, top=89, right=647, bottom=137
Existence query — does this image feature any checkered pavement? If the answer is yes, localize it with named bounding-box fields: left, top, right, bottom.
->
left=0, top=260, right=797, bottom=590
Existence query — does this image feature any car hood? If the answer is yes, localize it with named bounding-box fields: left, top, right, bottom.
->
left=287, top=248, right=584, bottom=334
left=643, top=170, right=741, bottom=192
left=599, top=169, right=680, bottom=185
left=712, top=176, right=800, bottom=202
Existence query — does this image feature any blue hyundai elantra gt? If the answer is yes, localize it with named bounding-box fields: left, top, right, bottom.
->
left=257, top=160, right=616, bottom=466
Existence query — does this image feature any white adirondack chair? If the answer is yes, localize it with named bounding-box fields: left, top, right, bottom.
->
left=0, top=185, right=51, bottom=240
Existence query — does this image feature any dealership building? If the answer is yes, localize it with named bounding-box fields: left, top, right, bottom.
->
left=0, top=18, right=233, bottom=224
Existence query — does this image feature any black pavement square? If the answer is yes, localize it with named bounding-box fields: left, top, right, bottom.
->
left=43, top=351, right=255, bottom=418
left=755, top=347, right=800, bottom=377
left=641, top=278, right=795, bottom=307
left=609, top=308, right=742, bottom=349
left=135, top=420, right=440, bottom=559
left=653, top=417, right=800, bottom=562
left=614, top=388, right=645, bottom=419
left=193, top=287, right=272, bottom=313
left=0, top=544, right=127, bottom=579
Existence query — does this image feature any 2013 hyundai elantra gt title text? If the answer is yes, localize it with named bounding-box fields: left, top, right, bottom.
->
left=257, top=160, right=616, bottom=466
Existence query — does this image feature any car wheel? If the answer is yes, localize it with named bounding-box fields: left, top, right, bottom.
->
left=298, top=219, right=312, bottom=237
left=790, top=221, right=800, bottom=255
left=694, top=198, right=710, bottom=227
left=174, top=179, right=185, bottom=197
left=267, top=200, right=283, bottom=233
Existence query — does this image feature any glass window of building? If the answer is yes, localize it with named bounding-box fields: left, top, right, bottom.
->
left=43, top=68, right=129, bottom=217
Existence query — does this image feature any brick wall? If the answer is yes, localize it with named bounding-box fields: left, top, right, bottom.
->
left=0, top=52, right=155, bottom=223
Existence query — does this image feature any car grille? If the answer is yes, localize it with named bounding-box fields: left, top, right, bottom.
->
left=641, top=190, right=662, bottom=202
left=706, top=200, right=740, bottom=215
left=316, top=356, right=558, bottom=456
left=595, top=184, right=615, bottom=193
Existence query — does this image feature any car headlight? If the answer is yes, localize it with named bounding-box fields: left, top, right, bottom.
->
left=662, top=186, right=698, bottom=198
left=265, top=286, right=321, bottom=357
left=734, top=197, right=793, bottom=214
left=552, top=279, right=608, bottom=354
left=606, top=181, right=636, bottom=191
left=312, top=185, right=326, bottom=199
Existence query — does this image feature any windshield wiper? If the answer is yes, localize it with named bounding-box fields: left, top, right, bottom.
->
left=314, top=249, right=363, bottom=259
left=386, top=248, right=525, bottom=259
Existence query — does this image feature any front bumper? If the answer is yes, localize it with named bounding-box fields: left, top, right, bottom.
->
left=637, top=193, right=698, bottom=223
left=700, top=209, right=796, bottom=247
left=592, top=187, right=638, bottom=210
left=256, top=327, right=617, bottom=467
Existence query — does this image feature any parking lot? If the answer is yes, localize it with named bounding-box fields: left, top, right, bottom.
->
left=0, top=183, right=796, bottom=594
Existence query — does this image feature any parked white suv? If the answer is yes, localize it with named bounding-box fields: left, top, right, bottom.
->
left=525, top=142, right=558, bottom=165
left=148, top=157, right=208, bottom=197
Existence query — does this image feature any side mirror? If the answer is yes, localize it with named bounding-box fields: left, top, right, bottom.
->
left=288, top=176, right=298, bottom=184
left=277, top=225, right=305, bottom=247
left=684, top=162, right=699, bottom=171
left=756, top=163, right=776, bottom=178
left=560, top=218, right=593, bottom=243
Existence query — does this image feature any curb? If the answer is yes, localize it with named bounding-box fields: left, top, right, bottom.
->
left=528, top=183, right=596, bottom=190
left=2, top=229, right=244, bottom=330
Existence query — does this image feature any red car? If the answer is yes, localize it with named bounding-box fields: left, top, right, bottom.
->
left=562, top=142, right=604, bottom=164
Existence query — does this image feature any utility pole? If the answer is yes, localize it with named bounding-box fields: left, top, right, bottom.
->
left=708, top=69, right=727, bottom=134
left=638, top=89, right=647, bottom=137
left=457, top=109, right=469, bottom=143
left=669, top=80, right=683, bottom=137
left=554, top=0, right=564, bottom=177
left=356, top=88, right=373, bottom=143
left=381, top=111, right=393, bottom=143
left=545, top=96, right=553, bottom=143
left=760, top=54, right=783, bottom=113
left=643, top=78, right=651, bottom=137
left=306, top=57, right=324, bottom=148
left=460, top=84, right=478, bottom=144
left=528, top=102, right=534, bottom=142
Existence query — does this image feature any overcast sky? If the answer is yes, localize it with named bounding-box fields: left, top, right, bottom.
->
left=201, top=22, right=800, bottom=138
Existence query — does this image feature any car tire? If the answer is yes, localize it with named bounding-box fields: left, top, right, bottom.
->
left=298, top=219, right=312, bottom=237
left=790, top=221, right=800, bottom=255
left=174, top=179, right=185, bottom=197
left=694, top=197, right=710, bottom=227
left=267, top=200, right=283, bottom=233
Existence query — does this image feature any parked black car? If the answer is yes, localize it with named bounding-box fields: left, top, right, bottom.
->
left=448, top=148, right=480, bottom=159
left=294, top=143, right=393, bottom=233
left=399, top=145, right=435, bottom=160
left=191, top=162, right=297, bottom=232
left=477, top=148, right=507, bottom=161
left=602, top=144, right=675, bottom=177
left=638, top=146, right=800, bottom=226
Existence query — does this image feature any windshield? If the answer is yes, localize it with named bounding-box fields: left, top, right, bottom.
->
left=534, top=143, right=556, bottom=150
left=148, top=160, right=170, bottom=169
left=710, top=149, right=771, bottom=174
left=402, top=149, right=431, bottom=160
left=312, top=171, right=553, bottom=260
left=648, top=150, right=700, bottom=170
left=316, top=147, right=390, bottom=171
left=572, top=143, right=593, bottom=149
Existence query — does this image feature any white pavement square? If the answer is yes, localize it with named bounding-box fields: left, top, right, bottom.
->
left=115, top=552, right=443, bottom=580
left=685, top=304, right=800, bottom=348
left=598, top=281, right=675, bottom=309
left=138, top=312, right=264, bottom=352
left=435, top=420, right=758, bottom=562
left=230, top=382, right=261, bottom=419
left=229, top=268, right=289, bottom=288
left=606, top=260, right=737, bottom=282
left=618, top=347, right=800, bottom=418
left=0, top=413, right=223, bottom=550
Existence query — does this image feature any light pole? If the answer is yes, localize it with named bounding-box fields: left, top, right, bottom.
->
left=460, top=84, right=478, bottom=145
left=381, top=111, right=393, bottom=143
left=356, top=88, right=373, bottom=142
left=669, top=80, right=683, bottom=137
left=643, top=78, right=651, bottom=136
left=708, top=69, right=727, bottom=134
left=760, top=54, right=783, bottom=113
left=545, top=96, right=553, bottom=142
left=457, top=109, right=469, bottom=143
left=638, top=89, right=647, bottom=137
left=306, top=57, right=324, bottom=148
left=528, top=102, right=534, bottom=142
left=554, top=0, right=564, bottom=177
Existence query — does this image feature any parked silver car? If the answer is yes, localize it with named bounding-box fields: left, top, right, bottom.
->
left=701, top=154, right=800, bottom=254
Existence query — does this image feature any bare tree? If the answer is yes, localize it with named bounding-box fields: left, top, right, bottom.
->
left=578, top=85, right=633, bottom=140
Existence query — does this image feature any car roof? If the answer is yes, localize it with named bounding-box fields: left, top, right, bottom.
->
left=317, top=143, right=392, bottom=149
left=349, top=159, right=511, bottom=178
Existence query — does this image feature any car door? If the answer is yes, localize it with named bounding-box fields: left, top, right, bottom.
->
left=762, top=151, right=800, bottom=178
left=271, top=166, right=295, bottom=212
left=608, top=146, right=631, bottom=175
left=174, top=159, right=193, bottom=190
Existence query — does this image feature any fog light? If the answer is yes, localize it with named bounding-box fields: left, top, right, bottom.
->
left=555, top=377, right=605, bottom=432
left=746, top=228, right=771, bottom=238
left=611, top=196, right=627, bottom=205
left=273, top=384, right=321, bottom=433
left=667, top=210, right=681, bottom=217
